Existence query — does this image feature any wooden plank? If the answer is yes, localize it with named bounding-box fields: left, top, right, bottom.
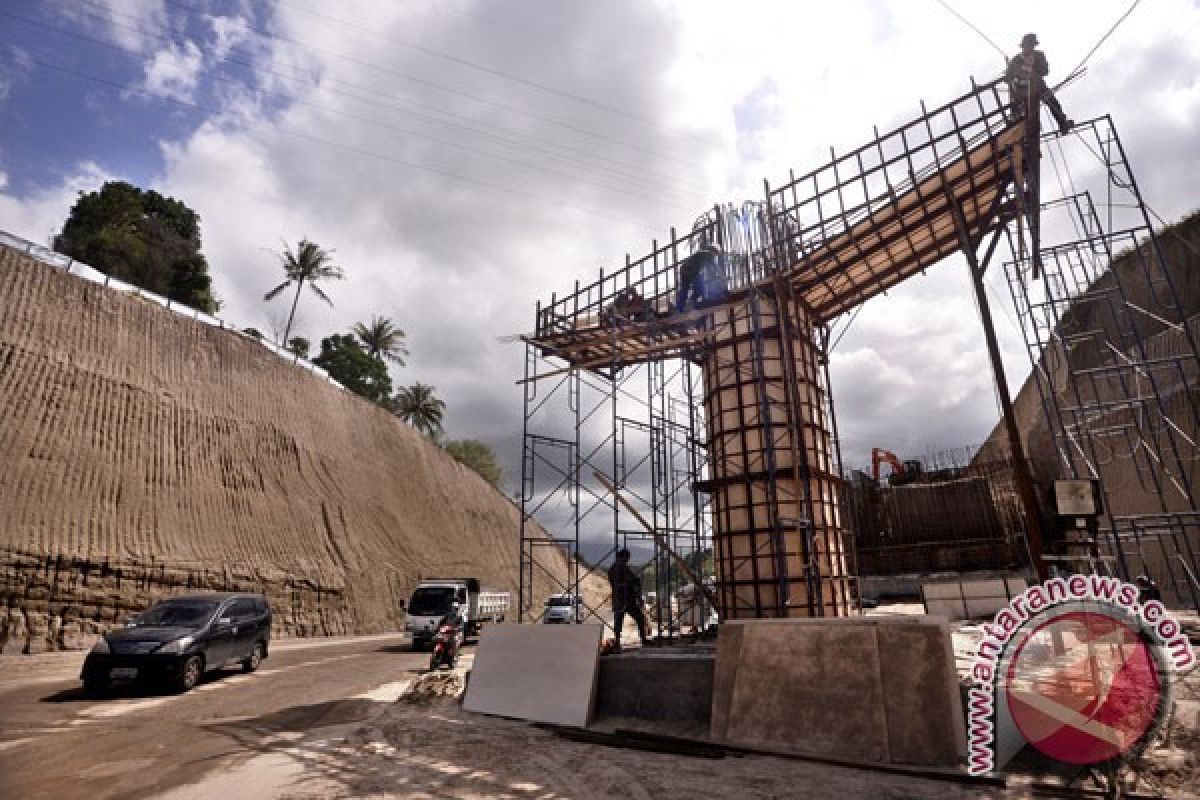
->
left=516, top=329, right=716, bottom=384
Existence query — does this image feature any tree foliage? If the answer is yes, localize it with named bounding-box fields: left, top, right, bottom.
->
left=53, top=181, right=218, bottom=312
left=353, top=315, right=408, bottom=365
left=392, top=382, right=445, bottom=438
left=445, top=439, right=503, bottom=487
left=264, top=239, right=344, bottom=344
left=314, top=334, right=391, bottom=404
left=287, top=336, right=310, bottom=358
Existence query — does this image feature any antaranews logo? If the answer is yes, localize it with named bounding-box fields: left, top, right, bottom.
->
left=967, top=575, right=1195, bottom=776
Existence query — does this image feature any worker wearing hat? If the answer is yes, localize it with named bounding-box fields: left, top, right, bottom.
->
left=1006, top=33, right=1074, bottom=134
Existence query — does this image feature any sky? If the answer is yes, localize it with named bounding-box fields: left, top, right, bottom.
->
left=1, top=0, right=1198, bottom=505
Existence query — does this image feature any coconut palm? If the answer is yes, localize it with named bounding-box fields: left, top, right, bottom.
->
left=392, top=382, right=445, bottom=438
left=353, top=315, right=409, bottom=366
left=263, top=239, right=344, bottom=345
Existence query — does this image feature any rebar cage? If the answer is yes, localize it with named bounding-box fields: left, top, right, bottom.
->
left=520, top=73, right=1200, bottom=625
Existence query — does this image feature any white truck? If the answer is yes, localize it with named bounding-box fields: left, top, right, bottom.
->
left=404, top=578, right=510, bottom=650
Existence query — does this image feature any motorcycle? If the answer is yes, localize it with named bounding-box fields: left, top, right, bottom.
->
left=429, top=615, right=463, bottom=671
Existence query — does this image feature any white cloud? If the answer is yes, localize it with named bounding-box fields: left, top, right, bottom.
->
left=7, top=0, right=1200, bottom=489
left=139, top=40, right=204, bottom=103
left=0, top=45, right=33, bottom=109
left=54, top=0, right=169, bottom=55
left=208, top=14, right=252, bottom=62
left=0, top=162, right=112, bottom=246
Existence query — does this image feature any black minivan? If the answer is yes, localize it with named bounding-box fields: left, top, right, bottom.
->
left=81, top=593, right=272, bottom=693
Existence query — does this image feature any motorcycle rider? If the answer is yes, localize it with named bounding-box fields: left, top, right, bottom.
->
left=431, top=601, right=465, bottom=668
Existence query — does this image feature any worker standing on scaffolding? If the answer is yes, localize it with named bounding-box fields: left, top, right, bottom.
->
left=1006, top=33, right=1073, bottom=134
left=608, top=548, right=649, bottom=651
left=674, top=243, right=720, bottom=314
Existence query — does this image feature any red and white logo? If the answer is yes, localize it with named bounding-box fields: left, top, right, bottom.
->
left=967, top=576, right=1194, bottom=775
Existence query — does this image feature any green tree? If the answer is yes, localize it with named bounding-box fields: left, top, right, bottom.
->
left=352, top=315, right=409, bottom=366
left=263, top=239, right=344, bottom=345
left=445, top=439, right=503, bottom=487
left=287, top=336, right=310, bottom=358
left=313, top=334, right=392, bottom=404
left=392, top=382, right=445, bottom=438
left=53, top=181, right=218, bottom=312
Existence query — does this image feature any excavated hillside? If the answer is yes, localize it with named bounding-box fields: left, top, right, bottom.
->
left=978, top=210, right=1200, bottom=514
left=0, top=245, right=596, bottom=653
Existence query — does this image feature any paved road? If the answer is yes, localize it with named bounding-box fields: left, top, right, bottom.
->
left=0, top=634, right=430, bottom=799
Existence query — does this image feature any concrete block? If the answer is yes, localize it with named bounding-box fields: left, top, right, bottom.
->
left=922, top=577, right=1027, bottom=620
left=920, top=583, right=963, bottom=600
left=924, top=597, right=966, bottom=619
left=464, top=624, right=602, bottom=727
left=876, top=621, right=966, bottom=764
left=596, top=650, right=714, bottom=724
left=711, top=617, right=963, bottom=766
left=961, top=579, right=1007, bottom=598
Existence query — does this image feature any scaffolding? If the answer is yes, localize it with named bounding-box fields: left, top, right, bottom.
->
left=519, top=72, right=1200, bottom=625
left=1001, top=116, right=1200, bottom=609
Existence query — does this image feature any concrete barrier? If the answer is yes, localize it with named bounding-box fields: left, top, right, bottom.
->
left=710, top=616, right=965, bottom=766
left=463, top=624, right=602, bottom=727
left=921, top=577, right=1027, bottom=620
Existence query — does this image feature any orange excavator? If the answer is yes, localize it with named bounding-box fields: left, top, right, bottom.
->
left=871, top=448, right=906, bottom=483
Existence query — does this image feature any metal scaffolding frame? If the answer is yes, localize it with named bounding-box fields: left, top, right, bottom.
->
left=519, top=74, right=1200, bottom=622
left=1001, top=115, right=1200, bottom=610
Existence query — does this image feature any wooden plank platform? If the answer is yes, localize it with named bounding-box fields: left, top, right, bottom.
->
left=525, top=122, right=1023, bottom=374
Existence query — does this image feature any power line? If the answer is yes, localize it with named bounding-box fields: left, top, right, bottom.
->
left=1, top=10, right=694, bottom=211
left=149, top=0, right=700, bottom=171
left=19, top=6, right=707, bottom=202
left=930, top=0, right=1007, bottom=61
left=13, top=53, right=659, bottom=229
left=1065, top=0, right=1142, bottom=80
left=75, top=0, right=712, bottom=195
left=262, top=0, right=676, bottom=132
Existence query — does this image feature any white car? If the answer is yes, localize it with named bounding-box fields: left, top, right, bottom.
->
left=542, top=594, right=585, bottom=624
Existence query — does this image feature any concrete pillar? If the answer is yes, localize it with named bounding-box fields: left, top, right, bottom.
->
left=701, top=291, right=856, bottom=618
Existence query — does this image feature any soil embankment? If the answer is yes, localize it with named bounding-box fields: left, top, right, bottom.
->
left=0, top=245, right=587, bottom=652
left=977, top=211, right=1200, bottom=513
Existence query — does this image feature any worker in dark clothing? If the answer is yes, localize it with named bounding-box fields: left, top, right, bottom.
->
left=608, top=548, right=649, bottom=650
left=1006, top=33, right=1073, bottom=134
left=675, top=244, right=720, bottom=314
left=1136, top=575, right=1162, bottom=605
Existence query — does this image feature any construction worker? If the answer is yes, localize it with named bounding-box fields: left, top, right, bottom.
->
left=602, top=287, right=655, bottom=327
left=1136, top=575, right=1162, bottom=605
left=674, top=243, right=719, bottom=314
left=608, top=548, right=649, bottom=650
left=1006, top=33, right=1074, bottom=135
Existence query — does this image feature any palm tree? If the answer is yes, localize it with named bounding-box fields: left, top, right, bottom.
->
left=392, top=382, right=445, bottom=438
left=353, top=315, right=409, bottom=366
left=263, top=239, right=344, bottom=345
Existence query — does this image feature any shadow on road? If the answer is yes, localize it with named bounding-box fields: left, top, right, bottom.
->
left=374, top=644, right=412, bottom=654
left=39, top=669, right=239, bottom=703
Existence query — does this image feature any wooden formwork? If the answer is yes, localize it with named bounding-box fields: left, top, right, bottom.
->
left=700, top=289, right=855, bottom=618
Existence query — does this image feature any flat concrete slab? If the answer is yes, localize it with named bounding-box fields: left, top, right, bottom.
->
left=922, top=577, right=1027, bottom=620
left=711, top=617, right=965, bottom=766
left=463, top=624, right=602, bottom=727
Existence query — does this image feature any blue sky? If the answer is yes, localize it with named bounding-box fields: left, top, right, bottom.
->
left=1, top=0, right=1198, bottom=503
left=1, top=2, right=220, bottom=193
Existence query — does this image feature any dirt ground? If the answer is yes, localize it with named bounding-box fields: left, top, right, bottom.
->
left=193, top=664, right=1193, bottom=800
